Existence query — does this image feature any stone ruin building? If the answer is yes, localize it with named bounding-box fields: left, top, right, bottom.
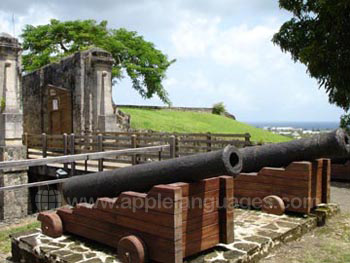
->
left=0, top=32, right=123, bottom=220
left=23, top=48, right=119, bottom=135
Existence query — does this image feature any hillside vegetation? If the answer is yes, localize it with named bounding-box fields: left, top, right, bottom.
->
left=120, top=108, right=291, bottom=143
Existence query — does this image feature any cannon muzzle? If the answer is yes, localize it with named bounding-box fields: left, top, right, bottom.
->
left=240, top=128, right=350, bottom=172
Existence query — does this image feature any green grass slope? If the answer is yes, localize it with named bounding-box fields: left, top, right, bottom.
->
left=120, top=108, right=291, bottom=143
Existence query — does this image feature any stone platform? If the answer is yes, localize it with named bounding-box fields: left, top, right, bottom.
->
left=10, top=204, right=339, bottom=263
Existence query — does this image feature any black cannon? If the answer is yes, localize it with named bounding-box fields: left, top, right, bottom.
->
left=63, top=145, right=242, bottom=204
left=63, top=129, right=350, bottom=204
left=240, top=128, right=350, bottom=172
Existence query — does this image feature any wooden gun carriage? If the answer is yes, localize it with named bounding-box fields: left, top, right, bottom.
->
left=39, top=176, right=234, bottom=263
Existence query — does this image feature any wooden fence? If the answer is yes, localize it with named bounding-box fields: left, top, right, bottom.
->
left=23, top=131, right=251, bottom=171
left=100, top=131, right=251, bottom=155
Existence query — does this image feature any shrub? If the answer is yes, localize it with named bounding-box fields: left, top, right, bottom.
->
left=0, top=97, right=5, bottom=113
left=212, top=102, right=226, bottom=115
left=340, top=114, right=350, bottom=132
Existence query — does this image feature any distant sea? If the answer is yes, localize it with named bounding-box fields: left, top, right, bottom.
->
left=248, top=121, right=339, bottom=131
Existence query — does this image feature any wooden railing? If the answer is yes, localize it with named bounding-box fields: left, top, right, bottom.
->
left=22, top=131, right=251, bottom=171
left=99, top=131, right=251, bottom=156
left=0, top=145, right=169, bottom=192
left=23, top=132, right=252, bottom=159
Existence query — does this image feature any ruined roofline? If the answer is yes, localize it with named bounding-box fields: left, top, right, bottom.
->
left=0, top=32, right=21, bottom=51
left=22, top=47, right=113, bottom=77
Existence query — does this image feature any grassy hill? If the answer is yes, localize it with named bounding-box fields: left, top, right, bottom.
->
left=120, top=108, right=291, bottom=143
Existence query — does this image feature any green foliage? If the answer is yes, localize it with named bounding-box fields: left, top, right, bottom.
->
left=0, top=97, right=5, bottom=113
left=0, top=221, right=40, bottom=254
left=340, top=114, right=350, bottom=132
left=21, top=19, right=175, bottom=105
left=273, top=0, right=350, bottom=111
left=212, top=102, right=226, bottom=115
left=120, top=107, right=292, bottom=143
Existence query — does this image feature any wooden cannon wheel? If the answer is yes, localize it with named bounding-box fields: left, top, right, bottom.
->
left=37, top=212, right=63, bottom=238
left=118, top=235, right=148, bottom=263
left=262, top=195, right=286, bottom=215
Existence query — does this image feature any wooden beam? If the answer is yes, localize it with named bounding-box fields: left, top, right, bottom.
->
left=0, top=145, right=170, bottom=169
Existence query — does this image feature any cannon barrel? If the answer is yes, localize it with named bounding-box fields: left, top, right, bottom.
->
left=63, top=145, right=242, bottom=204
left=240, top=128, right=350, bottom=173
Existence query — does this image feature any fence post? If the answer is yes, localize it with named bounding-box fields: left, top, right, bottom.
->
left=63, top=133, right=68, bottom=170
left=158, top=149, right=162, bottom=161
left=169, top=135, right=176, bottom=159
left=23, top=132, right=28, bottom=158
left=42, top=133, right=47, bottom=158
left=98, top=134, right=104, bottom=171
left=207, top=132, right=212, bottom=152
left=244, top=133, right=251, bottom=147
left=174, top=135, right=179, bottom=157
left=131, top=134, right=137, bottom=165
left=70, top=133, right=75, bottom=176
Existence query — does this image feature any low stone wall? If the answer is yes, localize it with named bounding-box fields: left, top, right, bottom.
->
left=115, top=104, right=236, bottom=120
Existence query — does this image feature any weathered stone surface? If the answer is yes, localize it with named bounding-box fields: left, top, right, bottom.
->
left=11, top=229, right=120, bottom=263
left=0, top=34, right=28, bottom=221
left=22, top=48, right=120, bottom=135
left=0, top=145, right=28, bottom=220
left=0, top=33, right=23, bottom=146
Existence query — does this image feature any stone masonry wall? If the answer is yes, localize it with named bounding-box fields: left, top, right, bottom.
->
left=23, top=52, right=82, bottom=135
left=22, top=48, right=118, bottom=135
left=0, top=145, right=28, bottom=220
left=116, top=104, right=236, bottom=120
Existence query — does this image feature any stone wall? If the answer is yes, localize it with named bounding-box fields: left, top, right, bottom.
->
left=0, top=32, right=28, bottom=220
left=23, top=48, right=119, bottom=135
left=116, top=104, right=236, bottom=120
left=22, top=53, right=80, bottom=134
left=0, top=33, right=23, bottom=145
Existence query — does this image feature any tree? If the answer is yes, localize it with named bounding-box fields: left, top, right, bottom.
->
left=21, top=19, right=175, bottom=105
left=212, top=102, right=226, bottom=115
left=272, top=0, right=350, bottom=120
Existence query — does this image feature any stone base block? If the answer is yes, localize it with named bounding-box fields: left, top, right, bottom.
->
left=0, top=171, right=28, bottom=220
left=0, top=113, right=23, bottom=145
left=0, top=145, right=26, bottom=161
left=97, top=115, right=119, bottom=132
left=0, top=145, right=28, bottom=220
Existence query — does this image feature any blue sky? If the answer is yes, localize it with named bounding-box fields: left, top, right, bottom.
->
left=0, top=0, right=344, bottom=122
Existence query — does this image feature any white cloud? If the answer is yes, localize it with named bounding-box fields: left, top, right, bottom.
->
left=211, top=25, right=277, bottom=70
left=0, top=12, right=14, bottom=34
left=0, top=6, right=55, bottom=39
left=171, top=16, right=281, bottom=70
left=171, top=15, right=220, bottom=58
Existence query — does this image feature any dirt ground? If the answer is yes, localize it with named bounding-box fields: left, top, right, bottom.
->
left=260, top=182, right=350, bottom=263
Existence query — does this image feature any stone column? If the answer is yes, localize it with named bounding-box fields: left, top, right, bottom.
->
left=0, top=33, right=28, bottom=220
left=89, top=48, right=119, bottom=133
